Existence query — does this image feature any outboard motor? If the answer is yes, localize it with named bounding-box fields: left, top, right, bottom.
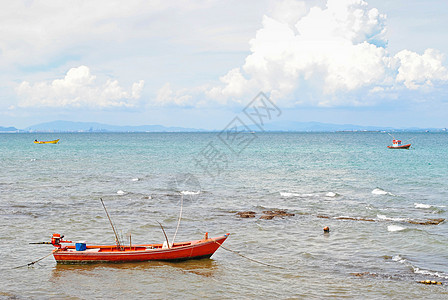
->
left=51, top=233, right=64, bottom=248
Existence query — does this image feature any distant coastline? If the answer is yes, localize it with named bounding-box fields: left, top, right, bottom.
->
left=1, top=120, right=447, bottom=133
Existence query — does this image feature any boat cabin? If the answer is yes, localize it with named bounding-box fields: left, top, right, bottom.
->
left=392, top=139, right=402, bottom=146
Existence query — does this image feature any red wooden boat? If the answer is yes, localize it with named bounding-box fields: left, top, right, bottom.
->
left=387, top=139, right=411, bottom=149
left=50, top=233, right=229, bottom=264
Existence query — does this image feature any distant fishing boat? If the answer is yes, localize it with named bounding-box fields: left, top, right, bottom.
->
left=387, top=139, right=411, bottom=149
left=34, top=139, right=59, bottom=144
left=49, top=233, right=229, bottom=264
left=386, top=133, right=412, bottom=149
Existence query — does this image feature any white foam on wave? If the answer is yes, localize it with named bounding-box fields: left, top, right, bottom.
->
left=131, top=178, right=139, bottom=182
left=280, top=192, right=316, bottom=197
left=180, top=191, right=200, bottom=195
left=392, top=255, right=406, bottom=263
left=413, top=267, right=448, bottom=279
left=387, top=225, right=406, bottom=232
left=414, top=203, right=432, bottom=209
left=325, top=192, right=338, bottom=197
left=371, top=188, right=389, bottom=195
left=280, top=192, right=300, bottom=197
left=393, top=255, right=448, bottom=279
left=117, top=190, right=126, bottom=195
left=414, top=202, right=446, bottom=209
left=377, top=214, right=406, bottom=222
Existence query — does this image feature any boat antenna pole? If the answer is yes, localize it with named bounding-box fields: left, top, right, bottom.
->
left=171, top=194, right=184, bottom=244
left=156, top=221, right=170, bottom=248
left=387, top=132, right=395, bottom=139
left=100, top=198, right=122, bottom=250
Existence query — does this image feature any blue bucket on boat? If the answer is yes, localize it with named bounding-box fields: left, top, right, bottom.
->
left=75, top=242, right=86, bottom=251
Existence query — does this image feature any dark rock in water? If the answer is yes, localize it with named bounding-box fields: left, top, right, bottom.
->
left=317, top=215, right=331, bottom=219
left=263, top=210, right=295, bottom=217
left=260, top=210, right=295, bottom=220
left=318, top=215, right=375, bottom=222
left=407, top=218, right=444, bottom=225
left=351, top=272, right=378, bottom=277
left=335, top=216, right=375, bottom=222
left=317, top=215, right=445, bottom=226
left=236, top=211, right=256, bottom=218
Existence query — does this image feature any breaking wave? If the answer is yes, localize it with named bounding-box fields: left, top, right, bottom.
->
left=393, top=255, right=448, bottom=279
left=371, top=188, right=393, bottom=195
left=387, top=225, right=406, bottom=232
left=280, top=192, right=316, bottom=197
left=377, top=214, right=406, bottom=222
left=180, top=191, right=201, bottom=195
left=325, top=192, right=338, bottom=197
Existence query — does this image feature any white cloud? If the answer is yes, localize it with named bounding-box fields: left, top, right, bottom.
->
left=395, top=48, right=448, bottom=89
left=156, top=0, right=448, bottom=107
left=155, top=83, right=192, bottom=106
left=0, top=0, right=256, bottom=69
left=16, top=66, right=144, bottom=108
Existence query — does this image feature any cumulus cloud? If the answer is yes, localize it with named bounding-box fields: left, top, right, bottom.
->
left=16, top=66, right=144, bottom=108
left=396, top=48, right=448, bottom=89
left=155, top=83, right=192, bottom=106
left=157, top=0, right=448, bottom=107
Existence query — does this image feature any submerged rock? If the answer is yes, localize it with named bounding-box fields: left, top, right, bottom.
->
left=407, top=218, right=444, bottom=225
left=236, top=211, right=256, bottom=218
left=351, top=272, right=378, bottom=277
left=260, top=210, right=295, bottom=220
left=317, top=215, right=445, bottom=226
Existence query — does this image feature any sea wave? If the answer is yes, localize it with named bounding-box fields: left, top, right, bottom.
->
left=280, top=192, right=316, bottom=197
left=392, top=255, right=448, bottom=279
left=387, top=225, right=406, bottom=232
left=414, top=203, right=432, bottom=209
left=414, top=203, right=446, bottom=209
left=180, top=191, right=201, bottom=195
left=325, top=192, right=338, bottom=197
left=377, top=214, right=406, bottom=222
left=371, top=188, right=393, bottom=195
left=413, top=267, right=448, bottom=279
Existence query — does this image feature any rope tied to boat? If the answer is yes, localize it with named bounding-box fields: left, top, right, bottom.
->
left=213, top=240, right=285, bottom=269
left=12, top=249, right=59, bottom=269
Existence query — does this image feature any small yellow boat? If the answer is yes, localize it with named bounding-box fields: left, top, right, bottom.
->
left=34, top=139, right=60, bottom=144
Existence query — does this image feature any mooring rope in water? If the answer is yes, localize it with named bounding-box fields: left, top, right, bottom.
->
left=213, top=240, right=285, bottom=269
left=12, top=249, right=59, bottom=269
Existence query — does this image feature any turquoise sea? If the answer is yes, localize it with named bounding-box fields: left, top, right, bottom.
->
left=1, top=132, right=447, bottom=298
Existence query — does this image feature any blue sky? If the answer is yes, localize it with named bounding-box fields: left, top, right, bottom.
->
left=1, top=0, right=447, bottom=129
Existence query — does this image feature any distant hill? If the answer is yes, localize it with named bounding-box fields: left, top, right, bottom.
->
left=255, top=121, right=394, bottom=132
left=246, top=121, right=443, bottom=132
left=0, top=126, right=19, bottom=132
left=25, top=121, right=205, bottom=132
left=2, top=120, right=445, bottom=133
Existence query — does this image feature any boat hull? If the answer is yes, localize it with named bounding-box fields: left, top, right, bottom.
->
left=34, top=139, right=60, bottom=144
left=387, top=143, right=411, bottom=149
left=53, top=234, right=229, bottom=264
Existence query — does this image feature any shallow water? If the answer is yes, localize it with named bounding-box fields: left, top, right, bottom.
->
left=1, top=132, right=447, bottom=298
